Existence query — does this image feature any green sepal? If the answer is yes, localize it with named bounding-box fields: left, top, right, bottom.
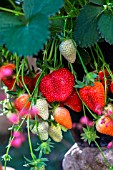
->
left=81, top=127, right=99, bottom=145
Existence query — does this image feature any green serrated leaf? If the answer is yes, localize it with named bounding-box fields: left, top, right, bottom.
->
left=49, top=17, right=65, bottom=35
left=0, top=12, right=49, bottom=56
left=0, top=12, right=22, bottom=45
left=23, top=0, right=64, bottom=18
left=74, top=4, right=103, bottom=47
left=98, top=12, right=113, bottom=45
left=89, top=0, right=105, bottom=5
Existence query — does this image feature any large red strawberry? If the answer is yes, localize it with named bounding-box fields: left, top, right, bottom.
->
left=79, top=82, right=105, bottom=114
left=39, top=68, right=74, bottom=102
left=14, top=94, right=31, bottom=112
left=63, top=89, right=82, bottom=112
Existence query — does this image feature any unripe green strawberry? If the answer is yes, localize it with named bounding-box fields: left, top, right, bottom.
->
left=36, top=99, right=49, bottom=120
left=48, top=123, right=63, bottom=142
left=38, top=121, right=49, bottom=141
left=59, top=39, right=76, bottom=63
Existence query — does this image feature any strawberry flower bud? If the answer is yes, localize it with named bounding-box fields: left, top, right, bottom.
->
left=107, top=141, right=113, bottom=149
left=11, top=131, right=25, bottom=148
left=8, top=113, right=19, bottom=124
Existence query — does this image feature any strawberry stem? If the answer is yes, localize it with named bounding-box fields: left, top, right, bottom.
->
left=8, top=0, right=17, bottom=9
left=72, top=39, right=88, bottom=74
left=4, top=117, right=26, bottom=169
left=0, top=7, right=24, bottom=15
left=90, top=47, right=98, bottom=72
left=31, top=68, right=47, bottom=101
left=68, top=63, right=77, bottom=79
left=21, top=58, right=31, bottom=96
left=54, top=40, right=58, bottom=68
left=27, top=116, right=36, bottom=160
left=47, top=39, right=56, bottom=62
left=94, top=140, right=111, bottom=168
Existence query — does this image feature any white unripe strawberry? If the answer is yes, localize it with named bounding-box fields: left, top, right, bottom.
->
left=48, top=123, right=63, bottom=142
left=38, top=121, right=49, bottom=140
left=59, top=39, right=76, bottom=63
left=35, top=99, right=49, bottom=120
left=30, top=121, right=49, bottom=141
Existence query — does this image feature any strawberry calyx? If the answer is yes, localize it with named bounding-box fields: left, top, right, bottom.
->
left=75, top=72, right=98, bottom=88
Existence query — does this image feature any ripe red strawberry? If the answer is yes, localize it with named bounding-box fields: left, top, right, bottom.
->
left=53, top=107, right=72, bottom=129
left=14, top=94, right=31, bottom=111
left=2, top=77, right=15, bottom=90
left=110, top=81, right=113, bottom=93
left=2, top=76, right=32, bottom=91
left=18, top=76, right=31, bottom=88
left=59, top=39, right=76, bottom=63
left=79, top=82, right=105, bottom=114
left=98, top=69, right=110, bottom=81
left=96, top=115, right=113, bottom=136
left=63, top=89, right=82, bottom=112
left=29, top=73, right=40, bottom=93
left=18, top=75, right=34, bottom=93
left=39, top=68, right=74, bottom=102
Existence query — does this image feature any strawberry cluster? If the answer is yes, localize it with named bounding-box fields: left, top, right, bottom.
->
left=1, top=40, right=113, bottom=151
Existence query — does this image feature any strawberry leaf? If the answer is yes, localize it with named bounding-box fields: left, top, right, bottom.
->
left=98, top=12, right=113, bottom=45
left=89, top=0, right=105, bottom=5
left=74, top=4, right=103, bottom=47
left=0, top=12, right=49, bottom=56
left=23, top=0, right=64, bottom=18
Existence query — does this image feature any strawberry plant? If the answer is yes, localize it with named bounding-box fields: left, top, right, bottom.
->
left=1, top=1, right=113, bottom=170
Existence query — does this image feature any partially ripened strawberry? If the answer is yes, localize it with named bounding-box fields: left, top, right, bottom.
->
left=79, top=82, right=105, bottom=114
left=39, top=68, right=74, bottom=102
left=96, top=115, right=113, bottom=136
left=63, top=89, right=82, bottom=112
left=53, top=107, right=72, bottom=129
left=1, top=63, right=16, bottom=90
left=1, top=63, right=16, bottom=71
left=14, top=94, right=31, bottom=111
left=48, top=123, right=63, bottom=142
left=59, top=39, right=76, bottom=63
left=35, top=99, right=49, bottom=120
